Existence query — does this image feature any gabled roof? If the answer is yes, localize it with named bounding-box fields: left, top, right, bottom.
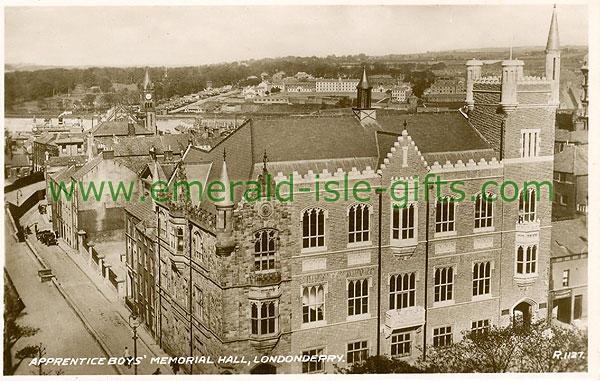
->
left=70, top=155, right=103, bottom=180
left=554, top=144, right=587, bottom=176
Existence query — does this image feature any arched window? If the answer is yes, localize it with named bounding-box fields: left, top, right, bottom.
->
left=434, top=267, right=453, bottom=302
left=302, top=284, right=325, bottom=323
left=392, top=203, right=416, bottom=241
left=302, top=208, right=325, bottom=249
left=472, top=261, right=491, bottom=296
left=254, top=229, right=276, bottom=271
left=516, top=244, right=537, bottom=275
left=389, top=273, right=415, bottom=309
left=474, top=193, right=494, bottom=229
left=518, top=188, right=536, bottom=222
left=347, top=279, right=369, bottom=316
left=348, top=204, right=370, bottom=244
left=435, top=196, right=455, bottom=233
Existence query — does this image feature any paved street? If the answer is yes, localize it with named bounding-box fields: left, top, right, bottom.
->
left=5, top=220, right=116, bottom=375
left=6, top=204, right=173, bottom=375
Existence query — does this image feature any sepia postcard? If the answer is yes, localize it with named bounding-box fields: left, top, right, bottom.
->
left=2, top=1, right=597, bottom=379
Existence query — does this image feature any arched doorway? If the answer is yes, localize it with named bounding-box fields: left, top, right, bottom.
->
left=251, top=363, right=277, bottom=374
left=512, top=299, right=535, bottom=328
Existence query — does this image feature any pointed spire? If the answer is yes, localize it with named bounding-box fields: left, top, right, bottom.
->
left=143, top=69, right=152, bottom=90
left=546, top=5, right=560, bottom=52
left=263, top=150, right=268, bottom=171
left=216, top=149, right=234, bottom=208
left=357, top=66, right=371, bottom=90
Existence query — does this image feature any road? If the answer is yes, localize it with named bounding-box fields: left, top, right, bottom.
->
left=5, top=205, right=173, bottom=375
left=5, top=220, right=117, bottom=375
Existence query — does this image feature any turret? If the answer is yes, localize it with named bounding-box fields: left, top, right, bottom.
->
left=499, top=59, right=524, bottom=114
left=215, top=150, right=236, bottom=256
left=545, top=5, right=561, bottom=104
left=466, top=59, right=483, bottom=112
left=352, top=66, right=377, bottom=124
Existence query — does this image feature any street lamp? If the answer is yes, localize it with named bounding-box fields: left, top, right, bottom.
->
left=128, top=311, right=141, bottom=375
left=16, top=190, right=23, bottom=206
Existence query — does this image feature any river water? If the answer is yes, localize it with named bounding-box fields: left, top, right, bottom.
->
left=4, top=117, right=196, bottom=133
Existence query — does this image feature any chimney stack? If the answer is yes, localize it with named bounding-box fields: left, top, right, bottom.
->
left=128, top=121, right=136, bottom=136
left=466, top=59, right=483, bottom=112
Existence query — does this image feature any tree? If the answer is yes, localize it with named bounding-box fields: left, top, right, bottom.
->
left=335, top=355, right=423, bottom=374
left=418, top=320, right=588, bottom=373
left=83, top=94, right=96, bottom=109
left=519, top=320, right=587, bottom=372
left=3, top=284, right=40, bottom=375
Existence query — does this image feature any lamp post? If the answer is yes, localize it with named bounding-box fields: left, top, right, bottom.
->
left=128, top=311, right=140, bottom=375
left=16, top=189, right=22, bottom=206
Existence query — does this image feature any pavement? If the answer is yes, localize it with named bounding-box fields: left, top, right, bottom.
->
left=7, top=203, right=173, bottom=375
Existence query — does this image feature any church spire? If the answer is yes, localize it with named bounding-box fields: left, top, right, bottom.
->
left=357, top=66, right=371, bottom=90
left=143, top=68, right=153, bottom=90
left=544, top=5, right=561, bottom=104
left=546, top=5, right=560, bottom=52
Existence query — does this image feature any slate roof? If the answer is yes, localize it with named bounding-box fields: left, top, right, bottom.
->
left=35, top=133, right=58, bottom=145
left=554, top=144, right=587, bottom=176
left=178, top=111, right=495, bottom=211
left=551, top=218, right=587, bottom=258
left=125, top=198, right=155, bottom=222
left=90, top=120, right=154, bottom=137
left=96, top=134, right=191, bottom=157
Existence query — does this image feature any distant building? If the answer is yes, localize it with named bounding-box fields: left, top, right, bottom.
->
left=315, top=78, right=359, bottom=93
left=553, top=144, right=587, bottom=219
left=391, top=84, right=412, bottom=103
left=32, top=132, right=86, bottom=172
left=549, top=218, right=587, bottom=326
left=423, top=76, right=466, bottom=103
left=254, top=95, right=289, bottom=105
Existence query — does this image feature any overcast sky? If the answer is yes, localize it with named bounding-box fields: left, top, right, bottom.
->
left=4, top=4, right=588, bottom=67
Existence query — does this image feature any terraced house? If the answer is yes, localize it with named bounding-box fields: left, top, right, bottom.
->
left=131, top=8, right=560, bottom=374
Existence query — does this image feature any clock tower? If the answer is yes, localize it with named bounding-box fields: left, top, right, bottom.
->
left=142, top=69, right=157, bottom=134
